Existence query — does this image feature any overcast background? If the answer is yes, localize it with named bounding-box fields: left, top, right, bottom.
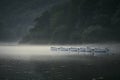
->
left=0, top=0, right=67, bottom=42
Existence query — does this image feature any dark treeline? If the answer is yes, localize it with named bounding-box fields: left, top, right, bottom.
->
left=20, top=0, right=120, bottom=44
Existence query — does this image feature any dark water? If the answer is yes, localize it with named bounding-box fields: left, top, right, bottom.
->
left=0, top=55, right=120, bottom=80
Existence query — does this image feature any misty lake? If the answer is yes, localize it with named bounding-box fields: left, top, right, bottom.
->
left=0, top=43, right=120, bottom=80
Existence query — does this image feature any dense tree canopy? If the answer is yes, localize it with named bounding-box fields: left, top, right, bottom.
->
left=20, top=0, right=120, bottom=44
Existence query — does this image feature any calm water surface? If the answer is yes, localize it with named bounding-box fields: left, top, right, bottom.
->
left=0, top=44, right=120, bottom=80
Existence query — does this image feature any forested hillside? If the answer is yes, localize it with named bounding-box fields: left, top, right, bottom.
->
left=20, top=0, right=120, bottom=44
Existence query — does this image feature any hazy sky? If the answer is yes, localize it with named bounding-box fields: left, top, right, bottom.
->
left=0, top=0, right=67, bottom=42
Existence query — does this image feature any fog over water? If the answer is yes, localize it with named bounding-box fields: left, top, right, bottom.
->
left=0, top=43, right=120, bottom=60
left=0, top=43, right=120, bottom=80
